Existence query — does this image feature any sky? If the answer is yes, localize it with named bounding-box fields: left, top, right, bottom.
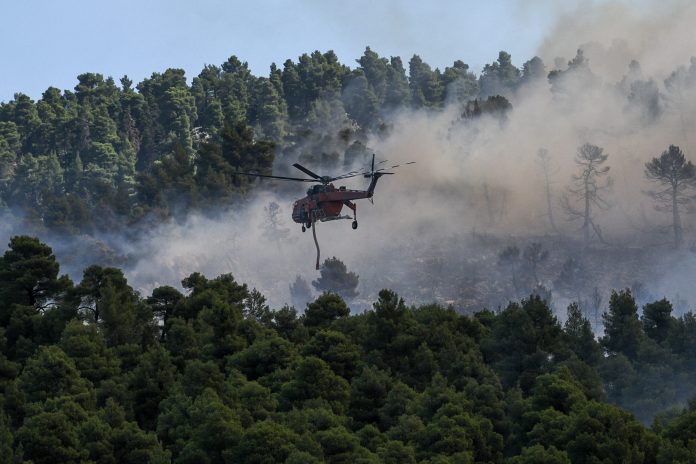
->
left=0, top=0, right=579, bottom=103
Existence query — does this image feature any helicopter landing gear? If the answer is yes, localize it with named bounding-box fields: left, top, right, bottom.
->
left=343, top=200, right=358, bottom=231
left=302, top=225, right=306, bottom=232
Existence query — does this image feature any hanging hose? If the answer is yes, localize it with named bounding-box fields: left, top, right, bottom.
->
left=311, top=217, right=320, bottom=270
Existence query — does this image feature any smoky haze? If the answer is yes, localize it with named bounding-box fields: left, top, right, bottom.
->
left=537, top=0, right=696, bottom=82
left=4, top=0, right=695, bottom=319
left=117, top=0, right=696, bottom=315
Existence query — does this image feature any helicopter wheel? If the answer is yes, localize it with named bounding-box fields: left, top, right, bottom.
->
left=352, top=221, right=358, bottom=230
left=306, top=222, right=312, bottom=229
left=302, top=225, right=306, bottom=232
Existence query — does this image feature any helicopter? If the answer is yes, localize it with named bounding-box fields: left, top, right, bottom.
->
left=239, top=154, right=415, bottom=268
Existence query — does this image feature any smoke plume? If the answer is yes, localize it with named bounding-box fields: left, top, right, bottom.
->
left=5, top=1, right=696, bottom=318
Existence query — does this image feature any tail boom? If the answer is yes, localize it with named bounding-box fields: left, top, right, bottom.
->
left=366, top=172, right=392, bottom=197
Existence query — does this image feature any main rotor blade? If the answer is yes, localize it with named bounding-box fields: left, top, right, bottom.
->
left=327, top=160, right=417, bottom=181
left=331, top=168, right=361, bottom=179
left=363, top=171, right=395, bottom=178
left=292, top=163, right=322, bottom=179
left=331, top=172, right=366, bottom=181
left=371, top=160, right=415, bottom=171
left=236, top=172, right=316, bottom=182
left=333, top=165, right=398, bottom=179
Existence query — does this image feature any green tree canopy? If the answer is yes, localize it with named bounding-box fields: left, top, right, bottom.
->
left=312, top=257, right=359, bottom=302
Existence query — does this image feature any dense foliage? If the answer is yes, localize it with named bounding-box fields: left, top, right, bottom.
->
left=0, top=48, right=515, bottom=235
left=5, top=46, right=696, bottom=462
left=1, top=236, right=696, bottom=463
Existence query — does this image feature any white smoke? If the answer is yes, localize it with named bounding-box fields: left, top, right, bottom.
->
left=51, top=0, right=696, bottom=314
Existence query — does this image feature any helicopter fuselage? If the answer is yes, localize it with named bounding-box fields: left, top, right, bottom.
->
left=292, top=183, right=372, bottom=225
left=237, top=156, right=410, bottom=267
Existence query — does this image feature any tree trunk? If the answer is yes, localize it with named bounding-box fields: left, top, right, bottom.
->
left=673, top=183, right=682, bottom=247
left=583, top=180, right=591, bottom=244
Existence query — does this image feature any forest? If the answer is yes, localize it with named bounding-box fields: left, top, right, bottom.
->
left=0, top=48, right=515, bottom=235
left=2, top=46, right=696, bottom=310
left=1, top=235, right=696, bottom=463
left=4, top=43, right=696, bottom=462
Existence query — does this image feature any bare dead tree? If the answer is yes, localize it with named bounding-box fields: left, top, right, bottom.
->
left=562, top=143, right=612, bottom=245
left=644, top=144, right=696, bottom=248
left=536, top=148, right=560, bottom=233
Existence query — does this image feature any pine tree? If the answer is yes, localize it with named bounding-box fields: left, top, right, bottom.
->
left=644, top=144, right=696, bottom=247
left=312, top=257, right=359, bottom=302
left=562, top=143, right=611, bottom=244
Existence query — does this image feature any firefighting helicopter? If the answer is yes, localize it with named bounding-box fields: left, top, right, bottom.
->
left=239, top=154, right=415, bottom=268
